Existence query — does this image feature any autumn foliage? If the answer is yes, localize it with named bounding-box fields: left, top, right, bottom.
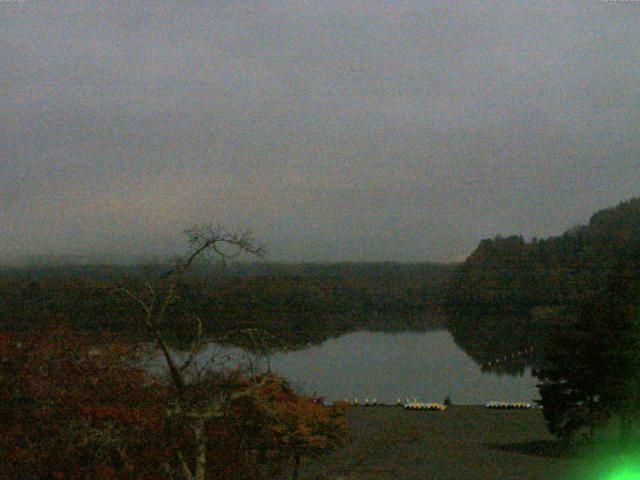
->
left=0, top=326, right=167, bottom=479
left=0, top=327, right=347, bottom=479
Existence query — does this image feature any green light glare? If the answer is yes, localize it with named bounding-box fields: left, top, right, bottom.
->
left=605, top=463, right=640, bottom=480
left=571, top=448, right=640, bottom=480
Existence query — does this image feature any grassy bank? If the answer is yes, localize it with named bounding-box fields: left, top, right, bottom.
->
left=293, top=406, right=583, bottom=480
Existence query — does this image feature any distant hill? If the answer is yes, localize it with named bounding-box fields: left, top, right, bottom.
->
left=0, top=262, right=455, bottom=348
left=444, top=197, right=640, bottom=306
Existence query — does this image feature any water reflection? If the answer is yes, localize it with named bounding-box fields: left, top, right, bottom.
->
left=445, top=306, right=549, bottom=376
left=150, top=307, right=550, bottom=405
left=267, top=329, right=539, bottom=405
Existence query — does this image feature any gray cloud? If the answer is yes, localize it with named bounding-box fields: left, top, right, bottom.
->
left=1, top=1, right=639, bottom=263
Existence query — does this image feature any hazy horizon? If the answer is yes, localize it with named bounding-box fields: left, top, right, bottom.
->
left=2, top=1, right=639, bottom=263
left=3, top=254, right=459, bottom=267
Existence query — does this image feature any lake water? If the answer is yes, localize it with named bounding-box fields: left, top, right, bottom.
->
left=168, top=328, right=539, bottom=406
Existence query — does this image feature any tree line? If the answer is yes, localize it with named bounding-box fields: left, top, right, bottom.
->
left=443, top=196, right=640, bottom=447
left=444, top=197, right=640, bottom=306
left=0, top=261, right=452, bottom=351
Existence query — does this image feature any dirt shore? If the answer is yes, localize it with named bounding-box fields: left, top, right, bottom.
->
left=294, top=405, right=583, bottom=480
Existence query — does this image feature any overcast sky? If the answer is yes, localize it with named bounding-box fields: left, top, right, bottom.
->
left=1, top=1, right=639, bottom=263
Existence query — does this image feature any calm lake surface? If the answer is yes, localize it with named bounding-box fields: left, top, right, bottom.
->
left=171, top=327, right=540, bottom=406
left=267, top=329, right=538, bottom=405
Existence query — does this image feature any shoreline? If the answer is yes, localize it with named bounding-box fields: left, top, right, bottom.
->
left=291, top=405, right=581, bottom=480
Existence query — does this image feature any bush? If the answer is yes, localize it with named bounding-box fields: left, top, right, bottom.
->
left=0, top=327, right=347, bottom=479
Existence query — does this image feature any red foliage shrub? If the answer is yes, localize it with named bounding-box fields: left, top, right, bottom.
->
left=0, top=328, right=347, bottom=480
left=0, top=327, right=168, bottom=479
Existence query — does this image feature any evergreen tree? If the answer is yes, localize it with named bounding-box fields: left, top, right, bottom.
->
left=535, top=264, right=640, bottom=443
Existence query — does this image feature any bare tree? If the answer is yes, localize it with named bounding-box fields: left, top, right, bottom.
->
left=115, top=224, right=266, bottom=480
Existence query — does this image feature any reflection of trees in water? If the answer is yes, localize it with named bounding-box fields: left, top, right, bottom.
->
left=166, top=309, right=446, bottom=354
left=151, top=306, right=558, bottom=381
left=445, top=306, right=550, bottom=376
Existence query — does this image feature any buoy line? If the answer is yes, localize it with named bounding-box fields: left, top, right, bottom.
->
left=485, top=401, right=532, bottom=409
left=403, top=402, right=447, bottom=411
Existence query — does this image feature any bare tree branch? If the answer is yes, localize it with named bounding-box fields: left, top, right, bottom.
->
left=179, top=316, right=204, bottom=374
left=113, top=223, right=266, bottom=480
